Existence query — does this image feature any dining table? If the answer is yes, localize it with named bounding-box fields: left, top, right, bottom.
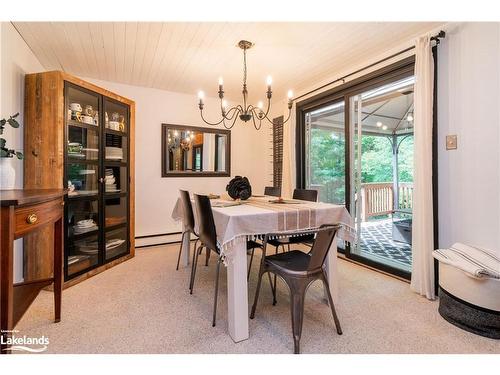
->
left=171, top=194, right=354, bottom=343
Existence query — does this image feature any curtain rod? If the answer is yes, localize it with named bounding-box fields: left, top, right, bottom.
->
left=293, top=30, right=446, bottom=102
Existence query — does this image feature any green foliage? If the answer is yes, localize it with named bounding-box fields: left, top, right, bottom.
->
left=308, top=128, right=413, bottom=203
left=0, top=113, right=23, bottom=159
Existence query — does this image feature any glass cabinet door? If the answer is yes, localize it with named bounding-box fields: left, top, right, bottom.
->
left=64, top=82, right=130, bottom=280
left=103, top=97, right=130, bottom=261
left=65, top=83, right=102, bottom=278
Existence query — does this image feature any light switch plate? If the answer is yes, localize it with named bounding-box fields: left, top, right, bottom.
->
left=446, top=135, right=457, bottom=150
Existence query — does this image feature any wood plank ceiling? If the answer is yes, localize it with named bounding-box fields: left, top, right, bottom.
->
left=13, top=22, right=443, bottom=102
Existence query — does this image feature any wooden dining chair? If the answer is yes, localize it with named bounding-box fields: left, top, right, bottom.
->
left=176, top=190, right=199, bottom=271
left=264, top=186, right=281, bottom=197
left=250, top=224, right=343, bottom=354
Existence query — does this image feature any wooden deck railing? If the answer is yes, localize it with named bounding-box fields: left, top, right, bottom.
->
left=360, top=182, right=413, bottom=220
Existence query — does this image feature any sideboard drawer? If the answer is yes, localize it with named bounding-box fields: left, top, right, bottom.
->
left=14, top=198, right=64, bottom=238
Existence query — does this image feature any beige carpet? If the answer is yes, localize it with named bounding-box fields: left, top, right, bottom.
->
left=15, top=244, right=499, bottom=354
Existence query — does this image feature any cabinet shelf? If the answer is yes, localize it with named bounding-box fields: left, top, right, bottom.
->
left=105, top=128, right=127, bottom=137
left=104, top=160, right=127, bottom=167
left=67, top=120, right=99, bottom=131
left=69, top=228, right=100, bottom=241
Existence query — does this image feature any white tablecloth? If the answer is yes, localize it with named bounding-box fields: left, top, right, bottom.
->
left=172, top=196, right=354, bottom=264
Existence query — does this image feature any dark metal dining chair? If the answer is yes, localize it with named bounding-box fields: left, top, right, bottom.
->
left=189, top=194, right=223, bottom=327
left=250, top=224, right=343, bottom=354
left=264, top=186, right=281, bottom=197
left=176, top=190, right=199, bottom=271
left=267, top=188, right=318, bottom=252
left=292, top=188, right=318, bottom=202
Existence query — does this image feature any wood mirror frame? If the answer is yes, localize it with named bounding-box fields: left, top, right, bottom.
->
left=161, top=123, right=231, bottom=177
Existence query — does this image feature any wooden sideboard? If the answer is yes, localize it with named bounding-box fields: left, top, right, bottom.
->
left=0, top=189, right=65, bottom=354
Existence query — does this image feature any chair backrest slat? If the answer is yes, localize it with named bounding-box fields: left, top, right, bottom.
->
left=307, top=224, right=339, bottom=272
left=264, top=186, right=281, bottom=197
left=180, top=190, right=195, bottom=232
left=293, top=189, right=318, bottom=202
left=194, top=194, right=218, bottom=252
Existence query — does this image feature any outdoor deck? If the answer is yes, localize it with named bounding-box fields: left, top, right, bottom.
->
left=358, top=218, right=412, bottom=272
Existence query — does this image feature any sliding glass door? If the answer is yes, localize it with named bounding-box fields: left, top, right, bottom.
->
left=349, top=76, right=414, bottom=274
left=298, top=61, right=415, bottom=278
left=304, top=100, right=346, bottom=205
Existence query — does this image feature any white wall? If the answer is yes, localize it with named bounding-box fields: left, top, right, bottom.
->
left=1, top=22, right=45, bottom=186
left=1, top=22, right=45, bottom=282
left=437, top=23, right=500, bottom=254
left=84, top=78, right=271, bottom=245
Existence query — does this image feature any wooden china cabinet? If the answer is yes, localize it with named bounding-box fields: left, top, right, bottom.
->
left=24, top=71, right=135, bottom=288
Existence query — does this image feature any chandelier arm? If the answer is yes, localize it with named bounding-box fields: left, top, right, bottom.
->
left=282, top=106, right=293, bottom=124
left=200, top=109, right=225, bottom=126
left=223, top=112, right=240, bottom=130
left=249, top=107, right=270, bottom=127
left=250, top=111, right=263, bottom=130
left=223, top=106, right=240, bottom=121
left=261, top=97, right=272, bottom=118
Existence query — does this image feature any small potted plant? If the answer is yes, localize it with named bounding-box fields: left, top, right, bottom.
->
left=0, top=113, right=24, bottom=190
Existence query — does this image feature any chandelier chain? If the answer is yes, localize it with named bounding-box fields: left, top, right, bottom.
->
left=243, top=47, right=247, bottom=86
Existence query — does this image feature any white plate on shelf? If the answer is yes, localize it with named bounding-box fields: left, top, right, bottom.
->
left=106, top=239, right=125, bottom=250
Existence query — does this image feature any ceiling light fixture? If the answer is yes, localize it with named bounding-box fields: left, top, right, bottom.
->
left=197, top=40, right=293, bottom=130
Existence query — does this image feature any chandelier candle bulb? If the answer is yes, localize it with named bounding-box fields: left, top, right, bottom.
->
left=266, top=75, right=273, bottom=88
left=257, top=101, right=263, bottom=110
left=197, top=91, right=205, bottom=109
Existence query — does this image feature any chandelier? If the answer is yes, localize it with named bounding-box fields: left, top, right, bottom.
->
left=197, top=40, right=293, bottom=130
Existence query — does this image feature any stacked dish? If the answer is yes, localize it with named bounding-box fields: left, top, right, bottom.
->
left=73, top=219, right=98, bottom=235
left=76, top=240, right=99, bottom=255
left=106, top=146, right=123, bottom=160
left=105, top=169, right=120, bottom=193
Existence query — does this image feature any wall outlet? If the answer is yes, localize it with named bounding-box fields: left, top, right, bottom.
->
left=446, top=135, right=457, bottom=150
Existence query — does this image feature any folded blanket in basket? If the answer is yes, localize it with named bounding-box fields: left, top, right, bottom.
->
left=433, top=243, right=500, bottom=279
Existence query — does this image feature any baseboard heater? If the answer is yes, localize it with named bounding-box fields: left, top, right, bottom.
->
left=135, top=232, right=183, bottom=248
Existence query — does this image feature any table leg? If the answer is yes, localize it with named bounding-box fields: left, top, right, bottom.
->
left=1, top=206, right=15, bottom=354
left=324, top=234, right=339, bottom=304
left=180, top=223, right=191, bottom=267
left=226, top=240, right=249, bottom=342
left=53, top=217, right=63, bottom=323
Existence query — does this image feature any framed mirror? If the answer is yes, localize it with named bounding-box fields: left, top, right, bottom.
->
left=161, top=124, right=231, bottom=177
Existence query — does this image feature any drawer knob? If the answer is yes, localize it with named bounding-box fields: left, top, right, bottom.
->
left=26, top=213, right=38, bottom=224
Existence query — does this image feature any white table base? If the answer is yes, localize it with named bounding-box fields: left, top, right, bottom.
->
left=226, top=240, right=249, bottom=342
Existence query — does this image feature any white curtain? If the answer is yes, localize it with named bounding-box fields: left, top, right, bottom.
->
left=411, top=35, right=435, bottom=300
left=281, top=101, right=296, bottom=198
